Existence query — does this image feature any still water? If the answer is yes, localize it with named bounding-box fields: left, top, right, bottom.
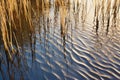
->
left=0, top=1, right=120, bottom=80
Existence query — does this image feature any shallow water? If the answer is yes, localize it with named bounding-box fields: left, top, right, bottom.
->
left=0, top=1, right=120, bottom=80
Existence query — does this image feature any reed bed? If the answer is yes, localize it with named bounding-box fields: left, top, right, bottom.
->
left=0, top=0, right=119, bottom=71
left=0, top=0, right=69, bottom=62
left=0, top=0, right=32, bottom=62
left=0, top=0, right=120, bottom=80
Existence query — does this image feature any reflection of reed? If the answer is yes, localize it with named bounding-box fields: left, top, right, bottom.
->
left=55, top=0, right=68, bottom=6
left=93, top=0, right=120, bottom=35
left=59, top=5, right=68, bottom=58
left=0, top=0, right=119, bottom=64
left=60, top=6, right=67, bottom=37
left=81, top=0, right=87, bottom=23
left=0, top=0, right=33, bottom=62
left=0, top=0, right=120, bottom=80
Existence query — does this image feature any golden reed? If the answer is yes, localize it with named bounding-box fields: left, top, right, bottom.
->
left=0, top=0, right=119, bottom=61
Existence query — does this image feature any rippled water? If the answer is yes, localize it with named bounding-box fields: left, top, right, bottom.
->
left=0, top=1, right=120, bottom=80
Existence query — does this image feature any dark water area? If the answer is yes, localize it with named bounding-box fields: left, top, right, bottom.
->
left=0, top=1, right=120, bottom=80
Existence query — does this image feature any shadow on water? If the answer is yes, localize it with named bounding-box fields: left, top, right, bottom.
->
left=0, top=0, right=120, bottom=80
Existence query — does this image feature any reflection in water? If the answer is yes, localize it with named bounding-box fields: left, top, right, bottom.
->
left=0, top=0, right=120, bottom=80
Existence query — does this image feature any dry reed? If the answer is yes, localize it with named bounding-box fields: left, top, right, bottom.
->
left=0, top=0, right=119, bottom=63
left=0, top=0, right=119, bottom=80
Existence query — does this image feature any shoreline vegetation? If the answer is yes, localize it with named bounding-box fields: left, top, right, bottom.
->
left=0, top=0, right=119, bottom=69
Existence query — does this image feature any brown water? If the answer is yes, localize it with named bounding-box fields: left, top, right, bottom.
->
left=0, top=1, right=120, bottom=80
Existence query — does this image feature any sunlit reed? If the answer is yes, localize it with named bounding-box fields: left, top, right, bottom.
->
left=0, top=0, right=119, bottom=69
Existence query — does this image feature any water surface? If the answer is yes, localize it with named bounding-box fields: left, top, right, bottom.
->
left=0, top=1, right=120, bottom=80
